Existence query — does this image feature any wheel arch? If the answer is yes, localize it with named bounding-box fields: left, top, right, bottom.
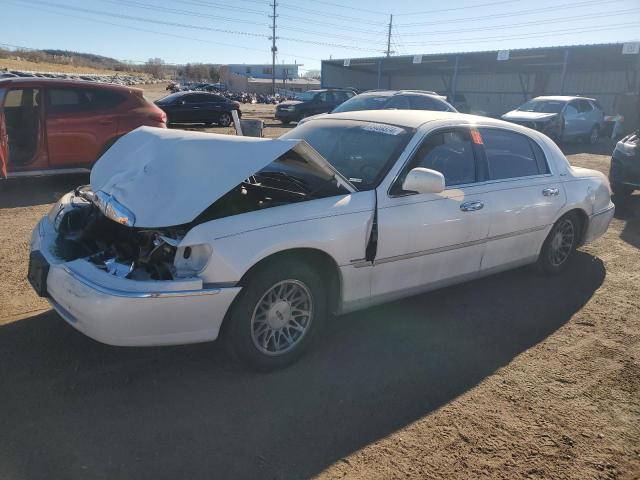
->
left=558, top=207, right=589, bottom=246
left=237, top=248, right=343, bottom=315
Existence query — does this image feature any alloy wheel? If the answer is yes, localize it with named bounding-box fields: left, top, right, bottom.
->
left=250, top=279, right=313, bottom=356
left=548, top=219, right=575, bottom=266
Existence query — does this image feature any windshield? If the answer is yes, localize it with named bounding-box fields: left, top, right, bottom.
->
left=332, top=94, right=391, bottom=113
left=295, top=91, right=318, bottom=101
left=280, top=119, right=412, bottom=190
left=517, top=100, right=564, bottom=113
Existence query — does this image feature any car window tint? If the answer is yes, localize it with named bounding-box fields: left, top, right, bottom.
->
left=4, top=88, right=40, bottom=108
left=83, top=89, right=126, bottom=110
left=564, top=103, right=578, bottom=117
left=408, top=129, right=476, bottom=187
left=49, top=88, right=83, bottom=109
left=385, top=96, right=411, bottom=109
left=480, top=128, right=541, bottom=180
left=530, top=139, right=550, bottom=174
left=408, top=95, right=437, bottom=111
left=334, top=91, right=350, bottom=102
left=577, top=100, right=593, bottom=113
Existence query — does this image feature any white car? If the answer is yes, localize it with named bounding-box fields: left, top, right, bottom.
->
left=29, top=111, right=614, bottom=370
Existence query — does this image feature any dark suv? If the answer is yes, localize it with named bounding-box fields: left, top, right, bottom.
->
left=275, top=89, right=355, bottom=124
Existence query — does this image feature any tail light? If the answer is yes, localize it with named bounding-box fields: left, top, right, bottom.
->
left=148, top=110, right=167, bottom=124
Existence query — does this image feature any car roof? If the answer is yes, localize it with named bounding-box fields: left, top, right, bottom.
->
left=0, top=77, right=142, bottom=92
left=532, top=95, right=596, bottom=102
left=309, top=109, right=518, bottom=129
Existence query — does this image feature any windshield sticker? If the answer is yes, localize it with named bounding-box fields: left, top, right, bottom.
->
left=362, top=124, right=404, bottom=136
left=471, top=129, right=484, bottom=145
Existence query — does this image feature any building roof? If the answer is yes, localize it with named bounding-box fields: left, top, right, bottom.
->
left=322, top=43, right=639, bottom=76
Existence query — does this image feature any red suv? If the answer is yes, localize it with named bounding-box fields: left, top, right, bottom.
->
left=0, top=78, right=166, bottom=178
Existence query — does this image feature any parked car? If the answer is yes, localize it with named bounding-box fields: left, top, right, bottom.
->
left=502, top=96, right=604, bottom=144
left=446, top=93, right=470, bottom=113
left=29, top=111, right=614, bottom=370
left=0, top=78, right=166, bottom=179
left=275, top=88, right=356, bottom=124
left=331, top=90, right=456, bottom=113
left=155, top=91, right=241, bottom=127
left=609, top=129, right=639, bottom=200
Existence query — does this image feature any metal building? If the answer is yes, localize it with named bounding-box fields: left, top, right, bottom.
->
left=321, top=43, right=640, bottom=116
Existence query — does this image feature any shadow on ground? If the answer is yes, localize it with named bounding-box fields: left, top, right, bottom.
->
left=0, top=174, right=89, bottom=209
left=614, top=193, right=640, bottom=248
left=0, top=253, right=605, bottom=480
left=559, top=138, right=616, bottom=156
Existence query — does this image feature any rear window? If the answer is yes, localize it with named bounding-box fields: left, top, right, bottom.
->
left=408, top=95, right=450, bottom=112
left=332, top=94, right=392, bottom=113
left=479, top=128, right=546, bottom=180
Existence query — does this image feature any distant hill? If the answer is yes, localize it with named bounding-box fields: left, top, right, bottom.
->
left=0, top=47, right=144, bottom=73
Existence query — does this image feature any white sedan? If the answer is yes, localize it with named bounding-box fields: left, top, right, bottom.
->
left=29, top=111, right=614, bottom=370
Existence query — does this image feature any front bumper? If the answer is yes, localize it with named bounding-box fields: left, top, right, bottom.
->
left=582, top=203, right=615, bottom=245
left=30, top=218, right=241, bottom=346
left=275, top=109, right=300, bottom=122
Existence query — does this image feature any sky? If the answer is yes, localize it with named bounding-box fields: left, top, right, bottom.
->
left=2, top=0, right=640, bottom=73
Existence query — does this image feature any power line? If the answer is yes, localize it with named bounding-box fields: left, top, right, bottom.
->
left=397, top=7, right=640, bottom=37
left=291, top=0, right=389, bottom=16
left=17, top=0, right=383, bottom=52
left=394, top=0, right=524, bottom=16
left=270, top=0, right=277, bottom=94
left=277, top=1, right=387, bottom=26
left=396, top=0, right=624, bottom=26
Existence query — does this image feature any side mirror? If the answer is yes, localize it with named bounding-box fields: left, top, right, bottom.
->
left=402, top=168, right=445, bottom=194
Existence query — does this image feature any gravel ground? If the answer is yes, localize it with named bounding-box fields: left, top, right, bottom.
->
left=0, top=88, right=638, bottom=479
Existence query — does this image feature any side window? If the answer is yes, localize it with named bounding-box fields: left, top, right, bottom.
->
left=48, top=88, right=85, bottom=113
left=184, top=94, right=203, bottom=104
left=334, top=91, right=350, bottom=103
left=82, top=89, right=126, bottom=110
left=577, top=100, right=593, bottom=113
left=385, top=95, right=411, bottom=109
left=324, top=92, right=335, bottom=103
left=479, top=128, right=541, bottom=180
left=529, top=139, right=550, bottom=174
left=564, top=102, right=578, bottom=117
left=395, top=129, right=477, bottom=192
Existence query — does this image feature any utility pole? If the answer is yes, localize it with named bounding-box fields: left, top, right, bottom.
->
left=386, top=14, right=393, bottom=57
left=269, top=1, right=278, bottom=95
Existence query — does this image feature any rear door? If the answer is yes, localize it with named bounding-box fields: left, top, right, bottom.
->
left=45, top=87, right=119, bottom=166
left=0, top=88, right=7, bottom=178
left=477, top=127, right=565, bottom=270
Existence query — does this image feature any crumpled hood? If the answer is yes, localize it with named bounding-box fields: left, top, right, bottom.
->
left=91, top=126, right=353, bottom=228
left=501, top=111, right=558, bottom=122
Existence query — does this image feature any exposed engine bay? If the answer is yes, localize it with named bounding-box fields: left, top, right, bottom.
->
left=52, top=186, right=186, bottom=280
left=51, top=168, right=345, bottom=280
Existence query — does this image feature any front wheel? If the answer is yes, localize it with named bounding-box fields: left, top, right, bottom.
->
left=224, top=261, right=327, bottom=371
left=537, top=213, right=580, bottom=275
left=218, top=112, right=232, bottom=127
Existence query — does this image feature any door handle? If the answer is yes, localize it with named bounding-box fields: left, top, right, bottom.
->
left=460, top=201, right=484, bottom=212
left=542, top=188, right=560, bottom=197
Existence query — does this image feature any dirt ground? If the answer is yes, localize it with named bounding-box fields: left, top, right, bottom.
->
left=0, top=90, right=638, bottom=479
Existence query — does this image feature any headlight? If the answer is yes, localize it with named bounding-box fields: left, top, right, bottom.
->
left=174, top=243, right=212, bottom=275
left=94, top=191, right=136, bottom=227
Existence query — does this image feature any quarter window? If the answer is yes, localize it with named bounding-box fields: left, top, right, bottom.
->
left=479, top=128, right=543, bottom=180
left=48, top=88, right=125, bottom=113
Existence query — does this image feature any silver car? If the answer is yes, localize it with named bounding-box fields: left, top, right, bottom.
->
left=502, top=96, right=604, bottom=144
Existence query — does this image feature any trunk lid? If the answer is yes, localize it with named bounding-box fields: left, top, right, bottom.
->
left=90, top=126, right=355, bottom=228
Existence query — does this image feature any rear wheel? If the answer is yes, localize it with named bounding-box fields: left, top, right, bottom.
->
left=537, top=213, right=580, bottom=275
left=218, top=112, right=232, bottom=127
left=224, top=260, right=327, bottom=371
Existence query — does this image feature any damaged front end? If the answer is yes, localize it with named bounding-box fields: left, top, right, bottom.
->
left=50, top=186, right=187, bottom=280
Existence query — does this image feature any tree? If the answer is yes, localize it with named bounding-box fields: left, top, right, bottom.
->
left=302, top=69, right=321, bottom=80
left=144, top=58, right=165, bottom=79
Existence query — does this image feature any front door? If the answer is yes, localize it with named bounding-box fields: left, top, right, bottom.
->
left=372, top=127, right=490, bottom=301
left=562, top=101, right=580, bottom=139
left=45, top=86, right=117, bottom=167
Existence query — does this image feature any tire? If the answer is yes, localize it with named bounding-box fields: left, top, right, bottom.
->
left=537, top=212, right=580, bottom=275
left=586, top=125, right=599, bottom=145
left=218, top=112, right=232, bottom=127
left=224, top=259, right=327, bottom=371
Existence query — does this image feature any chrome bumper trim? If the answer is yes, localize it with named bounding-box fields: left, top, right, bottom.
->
left=63, top=266, right=222, bottom=299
